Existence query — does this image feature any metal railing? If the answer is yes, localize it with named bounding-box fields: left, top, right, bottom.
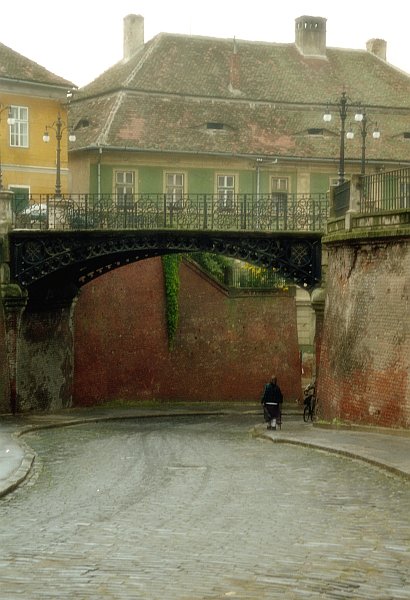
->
left=332, top=181, right=350, bottom=217
left=12, top=192, right=329, bottom=232
left=219, top=265, right=287, bottom=289
left=360, top=167, right=410, bottom=213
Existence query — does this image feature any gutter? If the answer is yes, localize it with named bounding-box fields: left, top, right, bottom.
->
left=68, top=145, right=410, bottom=169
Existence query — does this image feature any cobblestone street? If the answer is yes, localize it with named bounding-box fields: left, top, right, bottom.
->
left=0, top=414, right=409, bottom=599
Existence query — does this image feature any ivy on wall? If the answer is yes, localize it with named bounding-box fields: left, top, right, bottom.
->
left=162, top=254, right=182, bottom=350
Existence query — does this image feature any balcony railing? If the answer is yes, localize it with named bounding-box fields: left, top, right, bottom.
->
left=360, top=168, right=410, bottom=213
left=12, top=192, right=329, bottom=233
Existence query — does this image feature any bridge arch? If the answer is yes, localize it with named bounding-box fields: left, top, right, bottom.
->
left=10, top=229, right=323, bottom=307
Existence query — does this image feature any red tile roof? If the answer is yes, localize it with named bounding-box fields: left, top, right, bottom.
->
left=69, top=33, right=410, bottom=164
left=0, top=41, right=75, bottom=88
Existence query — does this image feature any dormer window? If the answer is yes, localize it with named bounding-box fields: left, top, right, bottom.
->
left=74, top=118, right=90, bottom=130
left=206, top=122, right=225, bottom=130
left=308, top=128, right=325, bottom=136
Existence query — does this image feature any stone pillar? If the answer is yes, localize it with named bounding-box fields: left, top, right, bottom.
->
left=310, top=247, right=328, bottom=400
left=345, top=174, right=361, bottom=231
left=310, top=286, right=326, bottom=389
left=1, top=284, right=28, bottom=414
left=0, top=189, right=13, bottom=233
left=17, top=296, right=78, bottom=412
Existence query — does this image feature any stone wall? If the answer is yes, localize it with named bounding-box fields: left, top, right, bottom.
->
left=72, top=258, right=302, bottom=405
left=0, top=302, right=10, bottom=413
left=318, top=237, right=410, bottom=427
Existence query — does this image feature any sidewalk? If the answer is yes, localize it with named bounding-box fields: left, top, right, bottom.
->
left=1, top=403, right=409, bottom=498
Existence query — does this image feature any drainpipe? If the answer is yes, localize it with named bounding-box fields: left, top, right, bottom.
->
left=97, top=146, right=102, bottom=197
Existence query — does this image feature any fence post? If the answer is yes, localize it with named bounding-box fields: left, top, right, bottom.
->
left=203, top=195, right=208, bottom=229
left=345, top=175, right=361, bottom=231
left=328, top=186, right=336, bottom=219
left=163, top=194, right=167, bottom=227
left=242, top=195, right=247, bottom=229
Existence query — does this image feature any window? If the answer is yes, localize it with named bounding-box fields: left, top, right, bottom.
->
left=217, top=174, right=235, bottom=210
left=207, top=122, right=224, bottom=130
left=271, top=177, right=289, bottom=200
left=115, top=171, right=135, bottom=206
left=271, top=177, right=288, bottom=215
left=9, top=185, right=30, bottom=214
left=9, top=106, right=28, bottom=148
left=271, top=177, right=288, bottom=192
left=165, top=172, right=184, bottom=208
left=307, top=128, right=324, bottom=136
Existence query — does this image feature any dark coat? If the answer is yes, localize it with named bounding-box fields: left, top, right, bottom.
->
left=262, top=382, right=283, bottom=420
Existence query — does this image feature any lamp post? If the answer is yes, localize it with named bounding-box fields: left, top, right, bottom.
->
left=324, top=95, right=380, bottom=182
left=42, top=114, right=76, bottom=196
left=0, top=104, right=16, bottom=190
left=323, top=91, right=349, bottom=185
left=346, top=109, right=380, bottom=175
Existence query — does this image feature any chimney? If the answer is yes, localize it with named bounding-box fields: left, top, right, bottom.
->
left=295, top=16, right=327, bottom=57
left=123, top=14, right=144, bottom=61
left=366, top=38, right=387, bottom=61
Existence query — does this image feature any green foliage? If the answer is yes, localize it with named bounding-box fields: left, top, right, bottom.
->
left=190, top=252, right=232, bottom=279
left=162, top=254, right=182, bottom=350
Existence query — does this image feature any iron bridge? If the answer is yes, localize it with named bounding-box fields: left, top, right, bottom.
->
left=9, top=229, right=323, bottom=308
left=9, top=193, right=327, bottom=307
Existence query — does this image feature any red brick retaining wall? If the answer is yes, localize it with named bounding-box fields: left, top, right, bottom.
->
left=72, top=258, right=301, bottom=405
left=318, top=239, right=410, bottom=428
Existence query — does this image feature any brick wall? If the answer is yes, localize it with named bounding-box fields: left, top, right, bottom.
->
left=318, top=239, right=410, bottom=427
left=72, top=258, right=301, bottom=405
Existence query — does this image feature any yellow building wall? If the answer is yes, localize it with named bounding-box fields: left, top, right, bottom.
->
left=0, top=93, right=72, bottom=196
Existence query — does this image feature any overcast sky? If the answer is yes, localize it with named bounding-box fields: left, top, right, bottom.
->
left=1, top=1, right=410, bottom=88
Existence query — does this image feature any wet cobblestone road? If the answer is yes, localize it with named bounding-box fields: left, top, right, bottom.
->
left=0, top=414, right=409, bottom=599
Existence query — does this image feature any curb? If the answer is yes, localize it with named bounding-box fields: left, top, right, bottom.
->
left=314, top=422, right=410, bottom=438
left=252, top=427, right=410, bottom=481
left=0, top=410, right=237, bottom=498
left=2, top=410, right=408, bottom=500
left=0, top=435, right=35, bottom=499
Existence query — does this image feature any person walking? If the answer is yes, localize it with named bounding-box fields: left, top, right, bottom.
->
left=261, top=375, right=283, bottom=430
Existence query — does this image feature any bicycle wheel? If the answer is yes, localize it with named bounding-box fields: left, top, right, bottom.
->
left=303, top=405, right=310, bottom=422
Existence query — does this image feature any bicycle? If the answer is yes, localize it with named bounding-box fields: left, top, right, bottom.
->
left=303, top=396, right=316, bottom=422
left=303, top=382, right=316, bottom=422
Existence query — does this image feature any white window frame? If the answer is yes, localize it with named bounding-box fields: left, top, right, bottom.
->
left=216, top=174, right=235, bottom=210
left=114, top=170, right=136, bottom=207
left=9, top=106, right=29, bottom=148
left=271, top=177, right=289, bottom=193
left=165, top=172, right=185, bottom=208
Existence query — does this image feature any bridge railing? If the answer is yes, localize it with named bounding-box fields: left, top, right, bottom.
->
left=360, top=167, right=410, bottom=212
left=12, top=192, right=329, bottom=232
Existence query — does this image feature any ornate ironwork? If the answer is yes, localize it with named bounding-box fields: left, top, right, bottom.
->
left=13, top=192, right=328, bottom=233
left=10, top=230, right=323, bottom=306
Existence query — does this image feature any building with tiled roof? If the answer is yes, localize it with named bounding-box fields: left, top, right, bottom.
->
left=69, top=14, right=410, bottom=199
left=0, top=41, right=76, bottom=202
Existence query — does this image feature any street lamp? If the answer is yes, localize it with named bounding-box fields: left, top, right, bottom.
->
left=323, top=94, right=380, bottom=182
left=346, top=109, right=380, bottom=175
left=42, top=113, right=76, bottom=196
left=323, top=91, right=349, bottom=185
left=0, top=104, right=16, bottom=190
